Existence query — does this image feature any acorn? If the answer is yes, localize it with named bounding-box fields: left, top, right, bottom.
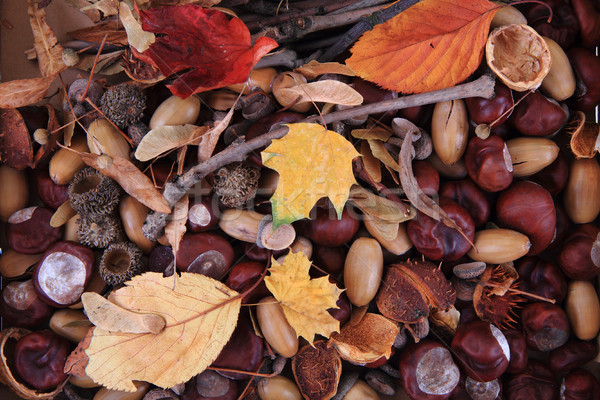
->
left=100, top=84, right=146, bottom=129
left=77, top=216, right=122, bottom=249
left=68, top=167, right=121, bottom=219
left=213, top=163, right=260, bottom=208
left=99, top=242, right=144, bottom=286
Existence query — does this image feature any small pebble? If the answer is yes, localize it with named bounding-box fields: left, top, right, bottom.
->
left=452, top=276, right=478, bottom=302
left=331, top=372, right=359, bottom=400
left=453, top=261, right=486, bottom=279
left=366, top=369, right=396, bottom=396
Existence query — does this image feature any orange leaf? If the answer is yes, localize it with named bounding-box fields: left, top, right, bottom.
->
left=346, top=0, right=500, bottom=94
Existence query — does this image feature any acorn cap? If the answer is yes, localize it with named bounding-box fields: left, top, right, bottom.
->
left=77, top=216, right=122, bottom=249
left=213, top=163, right=260, bottom=208
left=100, top=84, right=146, bottom=129
left=68, top=167, right=120, bottom=218
left=99, top=242, right=144, bottom=286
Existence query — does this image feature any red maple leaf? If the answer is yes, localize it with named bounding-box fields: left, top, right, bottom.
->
left=134, top=5, right=277, bottom=98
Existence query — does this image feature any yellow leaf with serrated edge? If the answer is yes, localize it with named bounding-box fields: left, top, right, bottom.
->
left=261, top=123, right=359, bottom=226
left=265, top=252, right=343, bottom=345
left=83, top=272, right=241, bottom=392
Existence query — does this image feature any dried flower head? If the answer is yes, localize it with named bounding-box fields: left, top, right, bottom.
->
left=69, top=167, right=120, bottom=218
left=77, top=216, right=122, bottom=249
left=99, top=242, right=144, bottom=286
left=100, top=84, right=146, bottom=129
left=213, top=163, right=260, bottom=208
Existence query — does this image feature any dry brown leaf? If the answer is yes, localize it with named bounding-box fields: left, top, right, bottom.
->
left=64, top=0, right=101, bottom=22
left=81, top=0, right=120, bottom=17
left=75, top=51, right=125, bottom=75
left=68, top=21, right=128, bottom=46
left=294, top=60, right=356, bottom=80
left=50, top=201, right=76, bottom=228
left=368, top=139, right=400, bottom=171
left=150, top=0, right=223, bottom=6
left=360, top=141, right=382, bottom=183
left=79, top=152, right=171, bottom=214
left=351, top=127, right=392, bottom=141
left=82, top=272, right=241, bottom=391
left=164, top=195, right=189, bottom=264
left=0, top=76, right=55, bottom=108
left=134, top=125, right=208, bottom=162
left=279, top=80, right=363, bottom=106
left=27, top=0, right=67, bottom=77
left=119, top=2, right=155, bottom=53
left=265, top=252, right=343, bottom=345
left=197, top=106, right=236, bottom=162
left=63, top=111, right=75, bottom=147
left=82, top=292, right=166, bottom=334
left=349, top=185, right=414, bottom=224
left=329, top=313, right=399, bottom=364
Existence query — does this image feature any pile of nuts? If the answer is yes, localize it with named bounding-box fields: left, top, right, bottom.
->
left=1, top=1, right=600, bottom=400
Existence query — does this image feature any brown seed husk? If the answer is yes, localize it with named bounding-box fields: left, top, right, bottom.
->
left=292, top=341, right=341, bottom=400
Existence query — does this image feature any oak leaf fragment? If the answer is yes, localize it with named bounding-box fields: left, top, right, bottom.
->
left=27, top=0, right=67, bottom=77
left=261, top=123, right=359, bottom=226
left=0, top=77, right=55, bottom=108
left=81, top=272, right=241, bottom=391
left=264, top=252, right=343, bottom=345
left=346, top=0, right=500, bottom=93
left=135, top=6, right=278, bottom=98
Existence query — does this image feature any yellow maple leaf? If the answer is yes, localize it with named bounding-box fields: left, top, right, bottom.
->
left=261, top=123, right=359, bottom=226
left=83, top=272, right=241, bottom=392
left=264, top=252, right=343, bottom=345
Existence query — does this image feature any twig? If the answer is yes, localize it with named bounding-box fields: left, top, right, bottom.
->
left=330, top=0, right=393, bottom=14
left=318, top=0, right=422, bottom=62
left=142, top=75, right=495, bottom=240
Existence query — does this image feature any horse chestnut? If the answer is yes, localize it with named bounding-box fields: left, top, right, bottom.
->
left=516, top=257, right=567, bottom=304
left=521, top=302, right=570, bottom=351
left=561, top=368, right=600, bottom=400
left=568, top=47, right=600, bottom=111
left=6, top=207, right=63, bottom=254
left=558, top=224, right=600, bottom=280
left=464, top=135, right=513, bottom=192
left=0, top=280, right=54, bottom=328
left=295, top=206, right=359, bottom=247
left=524, top=0, right=579, bottom=49
left=503, top=328, right=528, bottom=374
left=508, top=91, right=568, bottom=137
left=176, top=232, right=234, bottom=279
left=225, top=261, right=269, bottom=304
left=465, top=82, right=514, bottom=127
left=529, top=150, right=569, bottom=196
left=548, top=339, right=598, bottom=372
left=439, top=179, right=491, bottom=227
left=187, top=197, right=219, bottom=233
left=35, top=169, right=69, bottom=209
left=505, top=359, right=559, bottom=400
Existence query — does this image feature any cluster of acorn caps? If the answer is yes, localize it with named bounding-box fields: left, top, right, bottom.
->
left=1, top=1, right=600, bottom=400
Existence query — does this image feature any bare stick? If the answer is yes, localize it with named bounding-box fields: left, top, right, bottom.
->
left=142, top=75, right=496, bottom=240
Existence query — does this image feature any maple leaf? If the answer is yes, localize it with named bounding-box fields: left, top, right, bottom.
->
left=135, top=6, right=278, bottom=98
left=346, top=0, right=500, bottom=93
left=264, top=252, right=343, bottom=345
left=82, top=272, right=241, bottom=392
left=261, top=123, right=359, bottom=227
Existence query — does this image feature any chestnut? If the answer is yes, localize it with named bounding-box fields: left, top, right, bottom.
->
left=187, top=196, right=219, bottom=233
left=505, top=359, right=559, bottom=400
left=572, top=0, right=600, bottom=48
left=465, top=82, right=514, bottom=127
left=495, top=181, right=556, bottom=255
left=406, top=197, right=475, bottom=261
left=508, top=91, right=568, bottom=137
left=398, top=340, right=460, bottom=400
left=529, top=150, right=569, bottom=196
left=176, top=232, right=234, bottom=279
left=295, top=206, right=359, bottom=247
left=502, top=328, right=528, bottom=374
left=413, top=160, right=439, bottom=196
left=520, top=302, right=570, bottom=351
left=350, top=77, right=398, bottom=123
left=0, top=280, right=54, bottom=328
left=438, top=178, right=491, bottom=227
left=147, top=245, right=175, bottom=273
left=523, top=0, right=579, bottom=49
left=312, top=245, right=347, bottom=277
left=464, top=377, right=501, bottom=400
left=568, top=48, right=600, bottom=111
left=548, top=339, right=598, bottom=372
left=35, top=169, right=69, bottom=209
left=558, top=224, right=600, bottom=280
left=328, top=289, right=351, bottom=325
left=560, top=368, right=600, bottom=400
left=515, top=257, right=567, bottom=304
left=6, top=207, right=63, bottom=254
left=224, top=261, right=269, bottom=304
left=450, top=320, right=510, bottom=382
left=464, top=135, right=513, bottom=192
left=33, top=241, right=94, bottom=307
left=181, top=371, right=238, bottom=400
left=14, top=330, right=72, bottom=390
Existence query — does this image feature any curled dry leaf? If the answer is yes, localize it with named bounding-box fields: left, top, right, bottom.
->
left=360, top=141, right=382, bottom=183
left=80, top=0, right=120, bottom=18
left=0, top=76, right=55, bottom=108
left=27, top=0, right=67, bottom=77
left=351, top=127, right=392, bottom=141
left=329, top=313, right=399, bottom=364
left=294, top=60, right=356, bottom=80
left=368, top=139, right=400, bottom=171
left=135, top=125, right=208, bottom=162
left=164, top=194, right=189, bottom=263
left=278, top=80, right=363, bottom=106
left=376, top=260, right=456, bottom=324
left=75, top=51, right=125, bottom=75
left=68, top=21, right=128, bottom=46
left=78, top=272, right=241, bottom=392
left=79, top=152, right=171, bottom=214
left=264, top=252, right=343, bottom=345
left=50, top=201, right=76, bottom=228
left=64, top=0, right=102, bottom=22
left=119, top=2, right=155, bottom=53
left=82, top=292, right=165, bottom=334
left=197, top=102, right=238, bottom=162
left=349, top=185, right=414, bottom=224
left=292, top=341, right=342, bottom=400
left=567, top=112, right=600, bottom=159
left=429, top=306, right=460, bottom=335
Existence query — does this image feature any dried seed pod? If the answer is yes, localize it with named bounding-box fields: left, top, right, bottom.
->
left=292, top=341, right=341, bottom=400
left=67, top=78, right=103, bottom=105
left=213, top=163, right=260, bottom=208
left=473, top=265, right=524, bottom=329
left=453, top=261, right=486, bottom=279
left=100, top=84, right=146, bottom=129
left=77, top=216, right=121, bottom=249
left=99, top=242, right=144, bottom=286
left=68, top=167, right=120, bottom=218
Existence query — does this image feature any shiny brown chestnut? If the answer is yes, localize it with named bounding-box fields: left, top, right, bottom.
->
left=548, top=339, right=598, bottom=372
left=176, top=232, right=234, bottom=279
left=508, top=91, right=568, bottom=137
left=187, top=197, right=219, bottom=232
left=496, top=181, right=556, bottom=255
left=295, top=206, right=359, bottom=247
left=312, top=245, right=347, bottom=277
left=550, top=205, right=570, bottom=250
left=568, top=48, right=600, bottom=111
left=6, top=207, right=63, bottom=254
left=0, top=280, right=54, bottom=328
left=399, top=340, right=460, bottom=400
left=35, top=169, right=69, bottom=209
left=327, top=287, right=351, bottom=325
left=529, top=150, right=569, bottom=196
left=350, top=77, right=398, bottom=123
left=503, top=328, right=528, bottom=374
left=413, top=160, right=439, bottom=196
left=439, top=179, right=491, bottom=227
left=560, top=368, right=600, bottom=400
left=464, top=135, right=513, bottom=192
left=558, top=224, right=600, bottom=280
left=407, top=197, right=475, bottom=261
left=450, top=320, right=510, bottom=382
left=572, top=0, right=600, bottom=48
left=520, top=302, right=570, bottom=352
left=516, top=257, right=567, bottom=304
left=181, top=371, right=238, bottom=400
left=147, top=245, right=174, bottom=273
left=465, top=82, right=514, bottom=127
left=225, top=261, right=269, bottom=304
left=33, top=241, right=94, bottom=307
left=14, top=330, right=71, bottom=390
left=524, top=0, right=579, bottom=49
left=505, top=359, right=559, bottom=400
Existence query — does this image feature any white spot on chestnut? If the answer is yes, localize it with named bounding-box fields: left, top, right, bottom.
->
left=37, top=251, right=86, bottom=305
left=8, top=207, right=37, bottom=224
left=490, top=324, right=511, bottom=362
left=416, top=347, right=460, bottom=395
left=189, top=204, right=211, bottom=227
left=465, top=376, right=501, bottom=400
left=3, top=281, right=36, bottom=310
